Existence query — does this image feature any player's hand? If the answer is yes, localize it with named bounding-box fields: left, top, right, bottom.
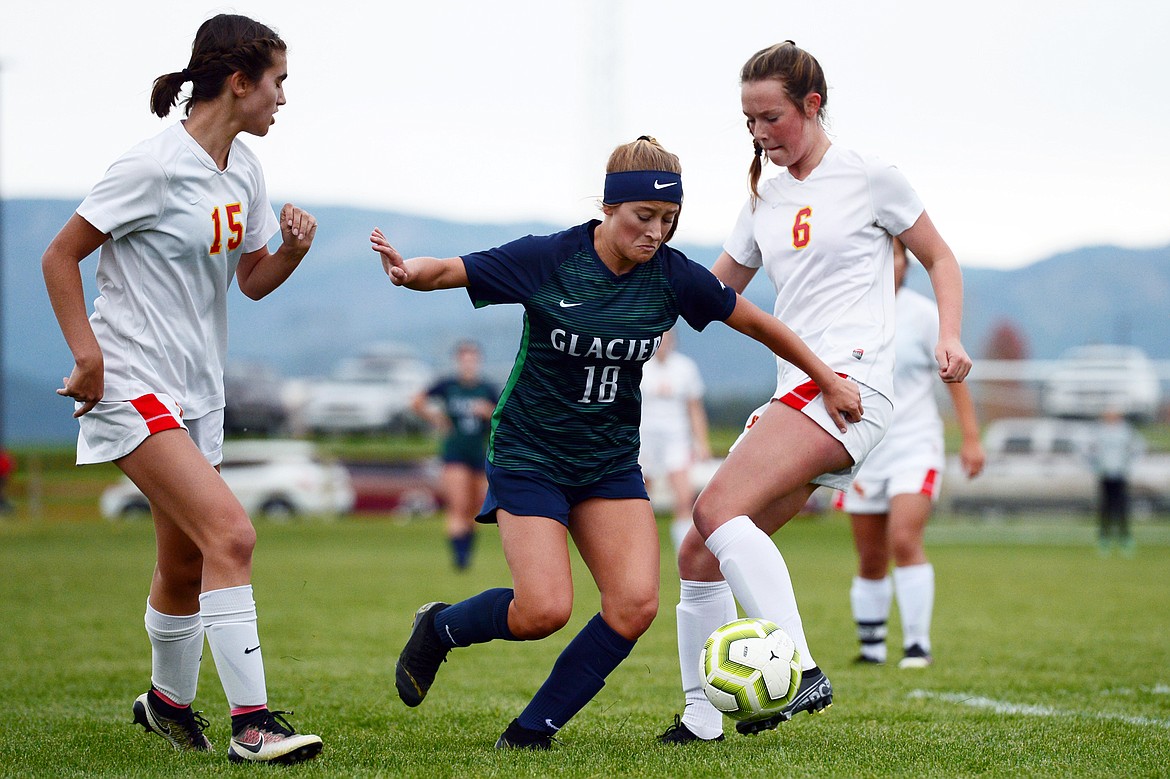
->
left=935, top=337, right=972, bottom=383
left=371, top=227, right=410, bottom=285
left=57, top=360, right=104, bottom=418
left=822, top=375, right=864, bottom=433
left=960, top=439, right=986, bottom=479
left=279, top=203, right=317, bottom=257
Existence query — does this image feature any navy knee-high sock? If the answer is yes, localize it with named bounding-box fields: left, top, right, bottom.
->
left=433, top=587, right=516, bottom=648
left=516, top=613, right=636, bottom=735
left=450, top=532, right=475, bottom=569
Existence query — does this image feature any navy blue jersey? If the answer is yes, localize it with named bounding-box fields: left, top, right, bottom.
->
left=462, top=220, right=736, bottom=486
left=425, top=377, right=499, bottom=464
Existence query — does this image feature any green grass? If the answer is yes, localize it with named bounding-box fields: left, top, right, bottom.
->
left=2, top=509, right=1169, bottom=777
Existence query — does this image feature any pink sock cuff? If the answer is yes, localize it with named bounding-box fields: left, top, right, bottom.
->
left=152, top=688, right=188, bottom=709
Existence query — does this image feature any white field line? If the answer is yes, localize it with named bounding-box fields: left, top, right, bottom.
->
left=908, top=690, right=1170, bottom=729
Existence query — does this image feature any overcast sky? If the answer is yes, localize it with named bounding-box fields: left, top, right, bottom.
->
left=3, top=0, right=1168, bottom=269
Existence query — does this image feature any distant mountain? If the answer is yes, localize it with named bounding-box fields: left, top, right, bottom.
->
left=3, top=198, right=1168, bottom=442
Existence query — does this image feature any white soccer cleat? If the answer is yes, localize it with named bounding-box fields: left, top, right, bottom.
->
left=227, top=710, right=322, bottom=764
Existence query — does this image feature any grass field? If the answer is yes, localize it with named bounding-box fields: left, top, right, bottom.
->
left=2, top=507, right=1168, bottom=777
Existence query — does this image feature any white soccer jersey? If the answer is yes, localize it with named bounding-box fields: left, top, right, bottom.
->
left=640, top=351, right=704, bottom=437
left=723, top=145, right=924, bottom=403
left=77, top=123, right=279, bottom=419
left=853, top=287, right=946, bottom=479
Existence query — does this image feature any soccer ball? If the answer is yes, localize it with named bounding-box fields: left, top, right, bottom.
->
left=700, top=617, right=802, bottom=721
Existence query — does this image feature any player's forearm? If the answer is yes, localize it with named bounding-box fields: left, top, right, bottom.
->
left=947, top=381, right=981, bottom=441
left=927, top=256, right=965, bottom=343
left=238, top=244, right=306, bottom=300
left=42, top=249, right=102, bottom=369
left=402, top=256, right=467, bottom=291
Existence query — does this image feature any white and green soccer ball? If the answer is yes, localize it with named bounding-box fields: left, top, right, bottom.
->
left=700, top=617, right=802, bottom=721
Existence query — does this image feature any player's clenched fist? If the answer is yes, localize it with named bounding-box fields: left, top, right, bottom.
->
left=280, top=203, right=317, bottom=256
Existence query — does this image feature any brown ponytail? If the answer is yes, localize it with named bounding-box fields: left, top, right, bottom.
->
left=150, top=70, right=191, bottom=118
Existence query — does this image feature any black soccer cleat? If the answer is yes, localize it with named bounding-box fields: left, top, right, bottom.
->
left=657, top=714, right=724, bottom=745
left=132, top=690, right=214, bottom=752
left=898, top=644, right=934, bottom=669
left=495, top=718, right=556, bottom=750
left=853, top=653, right=885, bottom=666
left=395, top=601, right=451, bottom=707
left=735, top=668, right=833, bottom=735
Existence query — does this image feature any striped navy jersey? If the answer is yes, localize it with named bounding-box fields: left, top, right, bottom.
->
left=462, top=220, right=736, bottom=486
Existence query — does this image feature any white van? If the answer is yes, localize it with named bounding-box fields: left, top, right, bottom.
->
left=941, top=417, right=1170, bottom=516
left=1040, top=345, right=1161, bottom=422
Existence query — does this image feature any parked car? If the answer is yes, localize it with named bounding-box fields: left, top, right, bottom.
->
left=941, top=417, right=1170, bottom=517
left=224, top=361, right=288, bottom=436
left=101, top=439, right=355, bottom=520
left=301, top=343, right=433, bottom=435
left=1040, top=345, right=1161, bottom=423
left=345, top=458, right=443, bottom=516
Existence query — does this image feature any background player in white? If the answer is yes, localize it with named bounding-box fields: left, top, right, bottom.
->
left=660, top=41, right=972, bottom=744
left=639, top=329, right=711, bottom=551
left=842, top=238, right=985, bottom=668
left=41, top=14, right=321, bottom=765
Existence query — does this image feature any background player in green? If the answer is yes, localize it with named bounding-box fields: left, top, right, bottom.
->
left=371, top=136, right=863, bottom=749
left=411, top=340, right=499, bottom=569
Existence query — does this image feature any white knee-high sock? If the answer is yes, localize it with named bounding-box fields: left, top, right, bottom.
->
left=893, top=563, right=934, bottom=651
left=705, top=515, right=816, bottom=670
left=850, top=576, right=892, bottom=662
left=145, top=601, right=204, bottom=706
left=200, top=585, right=267, bottom=709
left=677, top=579, right=737, bottom=739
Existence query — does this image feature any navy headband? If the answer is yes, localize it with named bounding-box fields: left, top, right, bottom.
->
left=603, top=170, right=684, bottom=205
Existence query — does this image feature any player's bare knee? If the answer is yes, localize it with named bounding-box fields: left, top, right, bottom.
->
left=606, top=594, right=658, bottom=639
left=890, top=535, right=922, bottom=566
left=510, top=598, right=572, bottom=639
left=691, top=491, right=731, bottom=539
left=205, top=515, right=256, bottom=567
left=677, top=530, right=720, bottom=580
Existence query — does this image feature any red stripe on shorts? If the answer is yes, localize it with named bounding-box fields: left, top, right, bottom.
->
left=778, top=379, right=821, bottom=410
left=130, top=394, right=182, bottom=435
left=920, top=468, right=940, bottom=498
left=777, top=373, right=849, bottom=411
